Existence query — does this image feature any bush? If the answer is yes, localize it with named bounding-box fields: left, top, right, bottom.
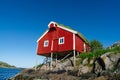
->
left=90, top=40, right=103, bottom=52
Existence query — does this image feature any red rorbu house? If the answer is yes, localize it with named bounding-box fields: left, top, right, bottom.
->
left=36, top=21, right=90, bottom=67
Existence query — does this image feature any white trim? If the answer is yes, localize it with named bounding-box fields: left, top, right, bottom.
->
left=84, top=43, right=86, bottom=52
left=73, top=34, right=75, bottom=50
left=51, top=40, right=53, bottom=51
left=37, top=21, right=78, bottom=42
left=48, top=21, right=57, bottom=28
left=58, top=37, right=65, bottom=45
left=44, top=40, right=49, bottom=47
left=48, top=21, right=77, bottom=34
left=58, top=25, right=77, bottom=34
left=37, top=30, right=48, bottom=42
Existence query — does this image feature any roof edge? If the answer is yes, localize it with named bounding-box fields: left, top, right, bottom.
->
left=37, top=30, right=49, bottom=42
left=37, top=21, right=90, bottom=44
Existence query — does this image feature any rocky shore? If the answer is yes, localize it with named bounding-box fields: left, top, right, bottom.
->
left=9, top=52, right=120, bottom=80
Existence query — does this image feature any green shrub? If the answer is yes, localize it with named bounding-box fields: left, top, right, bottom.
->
left=112, top=46, right=120, bottom=53
left=78, top=46, right=120, bottom=65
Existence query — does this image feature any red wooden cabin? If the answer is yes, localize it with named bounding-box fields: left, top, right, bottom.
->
left=37, top=21, right=90, bottom=60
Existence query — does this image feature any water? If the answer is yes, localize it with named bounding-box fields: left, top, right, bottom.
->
left=0, top=68, right=22, bottom=80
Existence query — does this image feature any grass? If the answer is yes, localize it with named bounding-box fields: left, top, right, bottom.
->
left=77, top=46, right=120, bottom=65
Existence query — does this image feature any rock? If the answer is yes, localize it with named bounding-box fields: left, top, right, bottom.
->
left=82, top=58, right=88, bottom=65
left=21, top=68, right=35, bottom=73
left=116, top=58, right=120, bottom=67
left=90, top=59, right=94, bottom=64
left=65, top=66, right=74, bottom=71
left=82, top=73, right=97, bottom=80
left=111, top=41, right=120, bottom=48
left=94, top=76, right=108, bottom=80
left=40, top=64, right=49, bottom=70
left=9, top=52, right=120, bottom=80
left=63, top=58, right=74, bottom=67
left=92, top=57, right=106, bottom=75
left=101, top=53, right=113, bottom=69
left=53, top=58, right=74, bottom=71
left=109, top=53, right=120, bottom=62
left=92, top=52, right=120, bottom=77
left=101, top=52, right=120, bottom=70
left=78, top=65, right=91, bottom=76
left=54, top=63, right=65, bottom=71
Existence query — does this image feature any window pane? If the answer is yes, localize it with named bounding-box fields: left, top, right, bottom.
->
left=59, top=37, right=64, bottom=44
left=44, top=40, right=49, bottom=47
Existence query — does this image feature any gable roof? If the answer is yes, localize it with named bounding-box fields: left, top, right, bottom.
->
left=56, top=22, right=89, bottom=44
left=37, top=21, right=89, bottom=44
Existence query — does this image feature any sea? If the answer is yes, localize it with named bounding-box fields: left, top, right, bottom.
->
left=0, top=68, right=22, bottom=80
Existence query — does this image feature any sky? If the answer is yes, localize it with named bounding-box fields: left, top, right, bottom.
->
left=0, top=0, right=120, bottom=68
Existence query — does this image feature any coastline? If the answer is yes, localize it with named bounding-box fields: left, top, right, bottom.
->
left=8, top=52, right=120, bottom=80
left=0, top=67, right=24, bottom=70
left=8, top=73, right=21, bottom=80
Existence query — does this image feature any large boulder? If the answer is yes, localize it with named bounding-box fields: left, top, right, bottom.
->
left=101, top=52, right=113, bottom=69
left=78, top=65, right=91, bottom=76
left=62, top=58, right=74, bottom=67
left=92, top=52, right=120, bottom=76
left=101, top=52, right=120, bottom=70
left=53, top=63, right=65, bottom=71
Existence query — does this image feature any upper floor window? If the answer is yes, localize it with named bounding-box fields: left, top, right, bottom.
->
left=59, top=37, right=64, bottom=44
left=44, top=40, right=49, bottom=47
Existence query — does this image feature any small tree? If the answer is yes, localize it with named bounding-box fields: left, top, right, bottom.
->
left=90, top=40, right=103, bottom=52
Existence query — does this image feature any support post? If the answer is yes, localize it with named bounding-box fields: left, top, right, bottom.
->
left=50, top=52, right=53, bottom=70
left=73, top=33, right=76, bottom=66
left=73, top=50, right=76, bottom=66
left=77, top=51, right=79, bottom=56
left=56, top=54, right=57, bottom=64
left=35, top=54, right=38, bottom=71
left=45, top=57, right=47, bottom=64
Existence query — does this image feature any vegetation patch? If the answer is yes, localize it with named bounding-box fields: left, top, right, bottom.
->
left=78, top=46, right=120, bottom=65
left=0, top=61, right=15, bottom=68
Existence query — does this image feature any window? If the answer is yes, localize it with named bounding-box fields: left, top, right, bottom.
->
left=44, top=40, right=49, bottom=47
left=59, top=37, right=64, bottom=44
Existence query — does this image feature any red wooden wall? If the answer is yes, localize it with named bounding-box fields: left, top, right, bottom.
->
left=37, top=24, right=90, bottom=55
left=37, top=27, right=73, bottom=55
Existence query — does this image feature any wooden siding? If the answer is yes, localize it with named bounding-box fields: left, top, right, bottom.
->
left=37, top=27, right=73, bottom=55
left=37, top=22, right=90, bottom=56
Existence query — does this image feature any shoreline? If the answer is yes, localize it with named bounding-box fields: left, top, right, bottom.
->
left=0, top=67, right=24, bottom=70
left=7, top=52, right=120, bottom=80
left=8, top=73, right=21, bottom=80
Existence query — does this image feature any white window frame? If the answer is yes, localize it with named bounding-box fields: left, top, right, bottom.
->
left=59, top=37, right=64, bottom=45
left=44, top=40, right=49, bottom=47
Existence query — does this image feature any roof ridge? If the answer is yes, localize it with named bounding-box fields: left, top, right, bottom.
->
left=56, top=22, right=89, bottom=44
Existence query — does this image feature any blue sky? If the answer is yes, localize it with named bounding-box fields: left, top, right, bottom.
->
left=0, top=0, right=120, bottom=68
